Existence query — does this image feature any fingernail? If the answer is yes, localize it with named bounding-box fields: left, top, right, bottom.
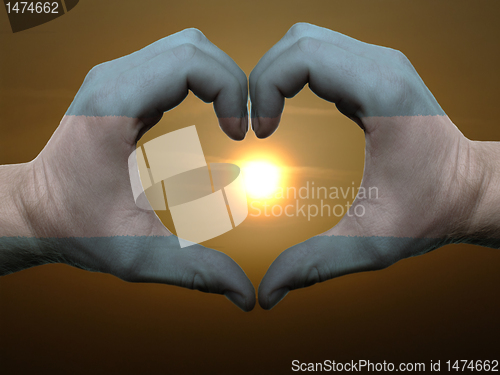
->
left=251, top=117, right=259, bottom=133
left=218, top=117, right=245, bottom=141
left=224, top=291, right=249, bottom=312
left=267, top=287, right=289, bottom=310
left=240, top=116, right=248, bottom=136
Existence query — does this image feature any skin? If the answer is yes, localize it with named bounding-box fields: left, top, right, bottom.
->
left=0, top=28, right=254, bottom=312
left=250, top=23, right=500, bottom=309
left=1, top=24, right=499, bottom=312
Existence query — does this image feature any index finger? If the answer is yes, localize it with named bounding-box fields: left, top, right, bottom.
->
left=249, top=37, right=370, bottom=138
left=124, top=28, right=248, bottom=107
left=67, top=31, right=249, bottom=141
left=249, top=23, right=380, bottom=101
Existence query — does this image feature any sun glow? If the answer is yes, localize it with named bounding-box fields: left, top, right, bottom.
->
left=242, top=161, right=280, bottom=198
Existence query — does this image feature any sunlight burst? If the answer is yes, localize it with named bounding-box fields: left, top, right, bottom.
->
left=242, top=161, right=280, bottom=198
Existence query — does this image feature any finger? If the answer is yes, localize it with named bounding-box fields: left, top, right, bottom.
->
left=249, top=23, right=379, bottom=101
left=123, top=28, right=248, bottom=109
left=250, top=37, right=370, bottom=138
left=119, top=44, right=248, bottom=140
left=107, top=235, right=256, bottom=312
left=258, top=234, right=389, bottom=310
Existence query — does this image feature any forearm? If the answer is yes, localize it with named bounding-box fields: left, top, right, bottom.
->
left=463, top=140, right=500, bottom=247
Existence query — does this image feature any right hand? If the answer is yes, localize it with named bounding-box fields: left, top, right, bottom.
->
left=2, top=28, right=255, bottom=311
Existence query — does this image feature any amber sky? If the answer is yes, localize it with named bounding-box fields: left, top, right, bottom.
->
left=1, top=1, right=499, bottom=374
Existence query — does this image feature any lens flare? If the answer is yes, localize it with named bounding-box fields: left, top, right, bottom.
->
left=242, top=161, right=280, bottom=198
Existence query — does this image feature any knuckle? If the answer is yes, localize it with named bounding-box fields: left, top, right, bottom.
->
left=296, top=36, right=321, bottom=54
left=180, top=249, right=222, bottom=292
left=173, top=42, right=198, bottom=61
left=287, top=243, right=332, bottom=289
left=303, top=265, right=322, bottom=288
left=190, top=272, right=210, bottom=292
left=395, top=51, right=411, bottom=67
left=388, top=48, right=412, bottom=68
left=84, top=62, right=108, bottom=83
left=288, top=22, right=312, bottom=38
left=294, top=252, right=333, bottom=289
left=181, top=27, right=206, bottom=43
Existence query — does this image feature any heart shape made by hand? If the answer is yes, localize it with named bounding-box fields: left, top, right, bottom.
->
left=2, top=23, right=498, bottom=312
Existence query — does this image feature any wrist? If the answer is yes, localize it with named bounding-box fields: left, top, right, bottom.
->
left=460, top=140, right=500, bottom=246
left=0, top=163, right=37, bottom=274
left=0, top=162, right=63, bottom=274
left=0, top=163, right=35, bottom=237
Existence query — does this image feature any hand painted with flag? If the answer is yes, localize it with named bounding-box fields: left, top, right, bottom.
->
left=0, top=29, right=255, bottom=311
left=250, top=23, right=500, bottom=309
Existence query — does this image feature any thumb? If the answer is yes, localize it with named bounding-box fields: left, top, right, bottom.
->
left=100, top=235, right=256, bottom=312
left=258, top=235, right=400, bottom=310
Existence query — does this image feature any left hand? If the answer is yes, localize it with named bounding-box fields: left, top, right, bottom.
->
left=4, top=28, right=255, bottom=311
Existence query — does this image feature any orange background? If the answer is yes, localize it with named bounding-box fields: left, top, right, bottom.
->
left=1, top=1, right=499, bottom=373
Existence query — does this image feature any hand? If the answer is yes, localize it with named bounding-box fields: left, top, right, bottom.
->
left=250, top=23, right=500, bottom=309
left=0, top=28, right=255, bottom=311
